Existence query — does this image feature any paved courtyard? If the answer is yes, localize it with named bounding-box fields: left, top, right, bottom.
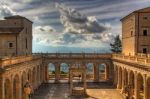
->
left=31, top=82, right=124, bottom=99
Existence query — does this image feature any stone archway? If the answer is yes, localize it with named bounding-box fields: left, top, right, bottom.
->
left=137, top=73, right=144, bottom=99
left=60, top=63, right=69, bottom=80
left=124, top=69, right=128, bottom=86
left=32, top=67, right=36, bottom=89
left=99, top=63, right=109, bottom=81
left=37, top=65, right=40, bottom=85
left=22, top=71, right=26, bottom=99
left=4, top=79, right=12, bottom=99
left=129, top=71, right=134, bottom=88
left=13, top=74, right=20, bottom=99
left=86, top=63, right=94, bottom=81
left=48, top=63, right=56, bottom=81
left=117, top=67, right=122, bottom=89
left=147, top=77, right=150, bottom=99
left=28, top=69, right=32, bottom=84
left=114, top=65, right=118, bottom=86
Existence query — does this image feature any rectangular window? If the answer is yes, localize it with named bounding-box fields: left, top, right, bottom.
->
left=143, top=29, right=148, bottom=36
left=143, top=48, right=147, bottom=54
left=26, top=38, right=28, bottom=49
left=8, top=42, right=13, bottom=48
left=143, top=16, right=148, bottom=20
left=131, top=31, right=133, bottom=36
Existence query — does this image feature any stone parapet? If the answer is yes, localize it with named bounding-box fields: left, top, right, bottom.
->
left=112, top=54, right=150, bottom=70
left=0, top=55, right=41, bottom=68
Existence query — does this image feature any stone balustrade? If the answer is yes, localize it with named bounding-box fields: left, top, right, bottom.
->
left=0, top=55, right=41, bottom=68
left=35, top=53, right=112, bottom=59
left=112, top=54, right=150, bottom=67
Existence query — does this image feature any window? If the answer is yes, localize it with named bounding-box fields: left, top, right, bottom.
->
left=143, top=29, right=148, bottom=36
left=8, top=42, right=13, bottom=48
left=143, top=48, right=147, bottom=54
left=143, top=16, right=148, bottom=20
left=131, top=31, right=133, bottom=36
left=25, top=38, right=28, bottom=49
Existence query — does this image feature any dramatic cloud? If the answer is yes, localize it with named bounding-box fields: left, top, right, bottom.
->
left=56, top=3, right=107, bottom=34
left=0, top=4, right=16, bottom=19
left=34, top=25, right=55, bottom=33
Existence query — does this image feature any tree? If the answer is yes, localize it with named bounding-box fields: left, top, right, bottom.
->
left=110, top=35, right=122, bottom=53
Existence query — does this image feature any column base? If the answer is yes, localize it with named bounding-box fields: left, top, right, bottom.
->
left=55, top=79, right=60, bottom=84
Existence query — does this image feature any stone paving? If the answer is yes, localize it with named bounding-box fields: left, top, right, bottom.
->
left=31, top=82, right=124, bottom=99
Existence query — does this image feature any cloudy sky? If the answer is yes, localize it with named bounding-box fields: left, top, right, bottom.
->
left=0, top=0, right=150, bottom=53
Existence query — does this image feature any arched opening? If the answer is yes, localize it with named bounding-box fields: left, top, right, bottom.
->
left=86, top=63, right=94, bottom=81
left=114, top=65, right=118, bottom=86
left=22, top=71, right=26, bottom=99
left=13, top=74, right=20, bottom=99
left=147, top=77, right=150, bottom=99
left=37, top=65, right=40, bottom=85
left=48, top=63, right=55, bottom=82
left=118, top=67, right=122, bottom=89
left=129, top=71, right=134, bottom=89
left=28, top=69, right=32, bottom=84
left=40, top=66, right=43, bottom=82
left=99, top=63, right=108, bottom=81
left=137, top=73, right=144, bottom=99
left=60, top=63, right=69, bottom=81
left=124, top=69, right=128, bottom=86
left=32, top=68, right=36, bottom=89
left=4, top=79, right=11, bottom=99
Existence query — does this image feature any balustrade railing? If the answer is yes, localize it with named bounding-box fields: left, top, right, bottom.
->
left=0, top=55, right=41, bottom=68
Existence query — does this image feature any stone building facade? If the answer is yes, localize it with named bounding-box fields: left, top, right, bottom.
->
left=121, top=7, right=150, bottom=56
left=0, top=15, right=32, bottom=57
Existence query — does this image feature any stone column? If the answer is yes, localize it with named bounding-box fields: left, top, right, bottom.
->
left=70, top=72, right=73, bottom=95
left=94, top=63, right=99, bottom=82
left=84, top=70, right=87, bottom=93
left=19, top=78, right=22, bottom=99
left=68, top=64, right=71, bottom=83
left=143, top=74, right=147, bottom=99
left=55, top=63, right=60, bottom=83
left=113, top=65, right=117, bottom=86
left=134, top=72, right=139, bottom=99
left=0, top=77, right=4, bottom=99
left=122, top=68, right=125, bottom=91
left=117, top=67, right=121, bottom=89
left=105, top=65, right=108, bottom=80
left=128, top=71, right=130, bottom=85
left=45, top=65, right=49, bottom=83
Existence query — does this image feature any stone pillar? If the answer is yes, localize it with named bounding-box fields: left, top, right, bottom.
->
left=117, top=67, right=122, bottom=89
left=44, top=65, right=49, bottom=83
left=84, top=70, right=87, bottom=93
left=143, top=74, right=147, bottom=99
left=122, top=68, right=125, bottom=91
left=19, top=78, right=22, bottom=99
left=70, top=72, right=73, bottom=95
left=55, top=63, right=60, bottom=83
left=113, top=65, right=117, bottom=86
left=68, top=64, right=71, bottom=83
left=0, top=77, right=4, bottom=99
left=128, top=71, right=130, bottom=85
left=94, top=63, right=99, bottom=82
left=134, top=72, right=139, bottom=99
left=105, top=65, right=108, bottom=80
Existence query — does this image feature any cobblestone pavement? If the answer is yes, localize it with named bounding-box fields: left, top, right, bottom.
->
left=31, top=82, right=124, bottom=99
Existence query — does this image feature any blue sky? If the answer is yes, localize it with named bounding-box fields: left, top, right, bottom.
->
left=0, top=0, right=150, bottom=53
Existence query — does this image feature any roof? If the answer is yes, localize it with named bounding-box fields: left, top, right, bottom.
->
left=121, top=7, right=150, bottom=21
left=4, top=15, right=33, bottom=23
left=0, top=27, right=24, bottom=34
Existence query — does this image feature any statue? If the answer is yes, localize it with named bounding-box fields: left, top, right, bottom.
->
left=24, top=80, right=32, bottom=99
